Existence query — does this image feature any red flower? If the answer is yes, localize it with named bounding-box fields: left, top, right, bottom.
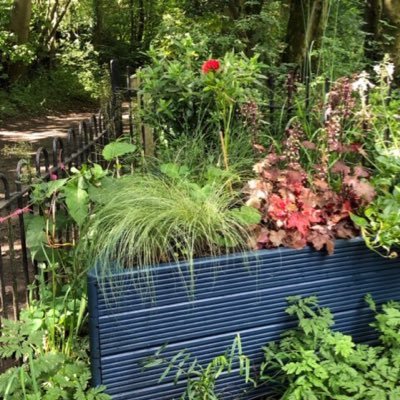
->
left=202, top=59, right=220, bottom=74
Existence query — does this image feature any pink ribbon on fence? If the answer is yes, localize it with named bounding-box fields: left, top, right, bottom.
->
left=0, top=206, right=31, bottom=224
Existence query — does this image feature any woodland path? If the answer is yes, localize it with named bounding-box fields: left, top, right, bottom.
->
left=0, top=109, right=96, bottom=184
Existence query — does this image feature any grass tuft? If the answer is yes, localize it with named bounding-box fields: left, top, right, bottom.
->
left=81, top=173, right=253, bottom=289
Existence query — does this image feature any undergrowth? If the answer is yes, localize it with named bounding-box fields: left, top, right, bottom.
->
left=0, top=66, right=99, bottom=121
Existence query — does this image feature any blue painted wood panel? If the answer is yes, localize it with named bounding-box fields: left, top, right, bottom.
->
left=88, top=239, right=400, bottom=399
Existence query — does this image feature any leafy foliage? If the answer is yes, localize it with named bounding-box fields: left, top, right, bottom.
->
left=259, top=296, right=400, bottom=400
left=349, top=60, right=400, bottom=257
left=102, top=141, right=137, bottom=161
left=0, top=269, right=109, bottom=399
left=0, top=350, right=110, bottom=400
left=138, top=37, right=264, bottom=142
left=245, top=127, right=374, bottom=253
left=144, top=335, right=253, bottom=400
left=27, top=163, right=108, bottom=262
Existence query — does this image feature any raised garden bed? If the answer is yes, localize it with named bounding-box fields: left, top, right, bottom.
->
left=88, top=238, right=400, bottom=399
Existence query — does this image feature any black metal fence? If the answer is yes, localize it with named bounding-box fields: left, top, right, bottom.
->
left=0, top=100, right=124, bottom=329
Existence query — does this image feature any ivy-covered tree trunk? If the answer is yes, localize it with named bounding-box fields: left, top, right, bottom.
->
left=364, top=0, right=400, bottom=77
left=382, top=1, right=400, bottom=75
left=364, top=0, right=382, bottom=62
left=282, top=0, right=329, bottom=71
left=137, top=0, right=145, bottom=45
left=223, top=0, right=267, bottom=55
left=93, top=0, right=103, bottom=48
left=242, top=0, right=266, bottom=55
left=8, top=0, right=32, bottom=81
left=129, top=0, right=135, bottom=50
left=9, top=0, right=31, bottom=44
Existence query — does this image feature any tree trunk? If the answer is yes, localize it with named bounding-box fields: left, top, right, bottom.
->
left=93, top=0, right=103, bottom=48
left=137, top=0, right=145, bottom=46
left=381, top=0, right=400, bottom=74
left=282, top=0, right=329, bottom=70
left=223, top=0, right=266, bottom=55
left=364, top=0, right=400, bottom=77
left=129, top=0, right=135, bottom=50
left=8, top=0, right=32, bottom=81
left=243, top=0, right=266, bottom=56
left=9, top=0, right=32, bottom=44
left=225, top=0, right=245, bottom=20
left=364, top=0, right=383, bottom=62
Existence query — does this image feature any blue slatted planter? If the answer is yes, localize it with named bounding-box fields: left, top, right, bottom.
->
left=88, top=238, right=400, bottom=399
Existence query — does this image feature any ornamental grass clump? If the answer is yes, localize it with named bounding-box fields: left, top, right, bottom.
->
left=82, top=173, right=260, bottom=279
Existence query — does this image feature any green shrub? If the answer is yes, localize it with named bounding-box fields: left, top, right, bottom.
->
left=0, top=263, right=109, bottom=400
left=138, top=35, right=265, bottom=141
left=259, top=296, right=400, bottom=400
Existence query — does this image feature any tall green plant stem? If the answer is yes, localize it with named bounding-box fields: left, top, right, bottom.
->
left=220, top=102, right=234, bottom=171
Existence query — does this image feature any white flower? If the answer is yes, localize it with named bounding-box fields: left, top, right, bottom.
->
left=374, top=59, right=395, bottom=83
left=387, top=63, right=395, bottom=80
left=352, top=71, right=375, bottom=93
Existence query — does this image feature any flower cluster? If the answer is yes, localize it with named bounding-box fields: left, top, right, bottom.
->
left=239, top=100, right=262, bottom=147
left=201, top=59, right=220, bottom=74
left=323, top=76, right=366, bottom=153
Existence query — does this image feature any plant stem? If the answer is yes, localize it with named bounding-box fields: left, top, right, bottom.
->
left=219, top=130, right=229, bottom=171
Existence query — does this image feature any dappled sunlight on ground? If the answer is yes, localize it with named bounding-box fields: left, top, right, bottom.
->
left=0, top=111, right=94, bottom=143
left=0, top=110, right=96, bottom=182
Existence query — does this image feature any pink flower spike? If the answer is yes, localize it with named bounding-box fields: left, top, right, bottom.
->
left=50, top=173, right=58, bottom=181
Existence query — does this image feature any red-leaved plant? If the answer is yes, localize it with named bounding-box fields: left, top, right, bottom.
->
left=245, top=129, right=375, bottom=254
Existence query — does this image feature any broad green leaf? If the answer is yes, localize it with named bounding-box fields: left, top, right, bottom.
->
left=160, top=163, right=190, bottom=179
left=24, top=215, right=46, bottom=260
left=350, top=213, right=368, bottom=228
left=26, top=319, right=43, bottom=332
left=64, top=184, right=89, bottom=226
left=90, top=163, right=107, bottom=180
left=229, top=206, right=261, bottom=225
left=45, top=179, right=68, bottom=198
left=102, top=142, right=137, bottom=161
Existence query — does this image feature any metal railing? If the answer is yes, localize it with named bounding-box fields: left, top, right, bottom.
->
left=0, top=107, right=123, bottom=321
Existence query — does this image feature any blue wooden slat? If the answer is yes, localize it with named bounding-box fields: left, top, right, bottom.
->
left=88, top=239, right=400, bottom=399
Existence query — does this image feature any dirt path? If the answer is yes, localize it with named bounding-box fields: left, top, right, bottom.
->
left=0, top=110, right=97, bottom=186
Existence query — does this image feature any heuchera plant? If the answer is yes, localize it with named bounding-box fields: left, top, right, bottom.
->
left=243, top=67, right=386, bottom=254
left=245, top=126, right=375, bottom=254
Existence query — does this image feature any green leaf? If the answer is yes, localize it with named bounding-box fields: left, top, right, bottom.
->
left=45, top=179, right=68, bottom=198
left=229, top=206, right=261, bottom=225
left=160, top=163, right=190, bottom=179
left=25, top=215, right=46, bottom=260
left=90, top=164, right=107, bottom=180
left=102, top=142, right=137, bottom=161
left=350, top=213, right=368, bottom=228
left=64, top=182, right=89, bottom=226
